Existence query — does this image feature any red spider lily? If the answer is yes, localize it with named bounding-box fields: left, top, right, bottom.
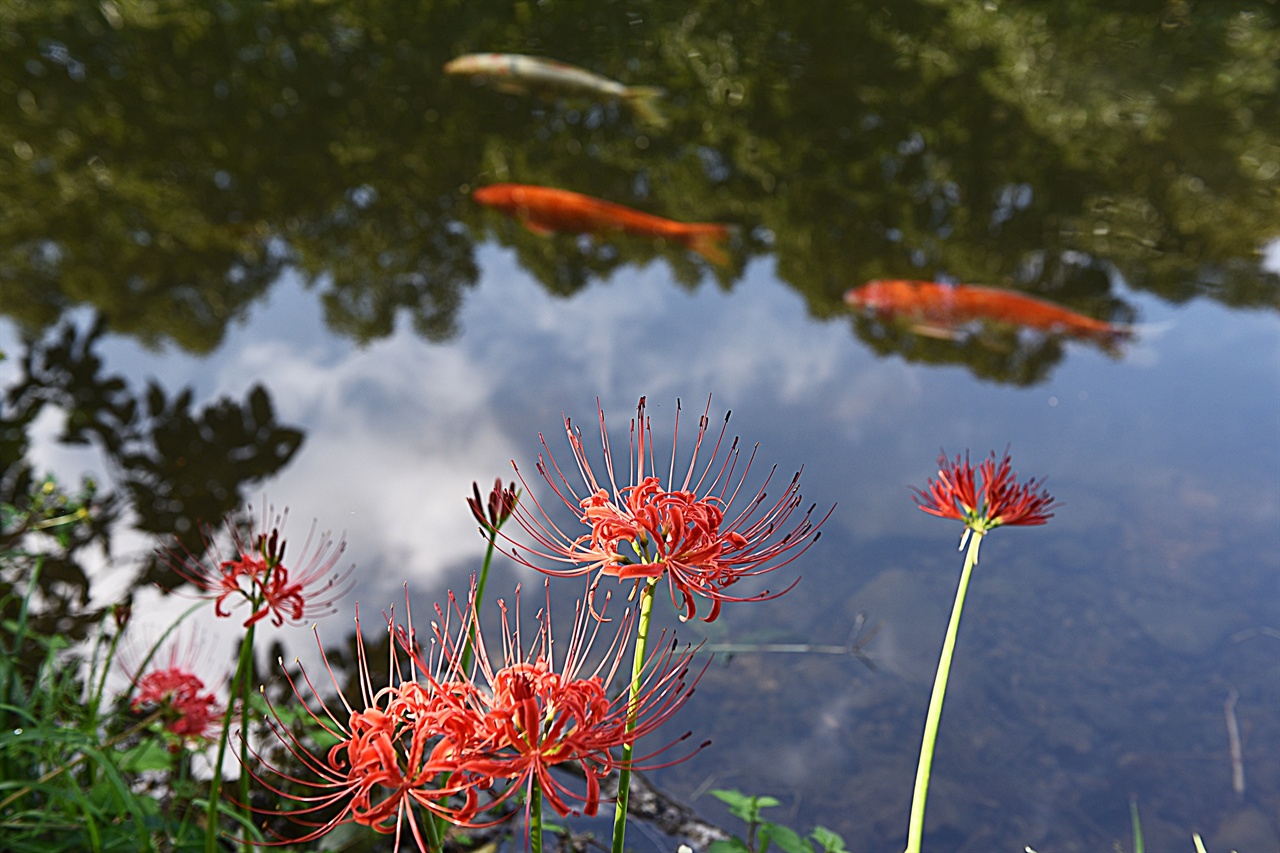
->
left=132, top=669, right=221, bottom=740
left=250, top=582, right=703, bottom=851
left=506, top=396, right=831, bottom=621
left=165, top=506, right=355, bottom=628
left=416, top=581, right=706, bottom=820
left=248, top=602, right=491, bottom=852
left=123, top=632, right=223, bottom=744
left=128, top=641, right=223, bottom=743
left=913, top=449, right=1056, bottom=534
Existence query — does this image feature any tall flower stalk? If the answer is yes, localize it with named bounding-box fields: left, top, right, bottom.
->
left=611, top=574, right=658, bottom=853
left=410, top=477, right=518, bottom=847
left=503, top=397, right=829, bottom=853
left=905, top=450, right=1055, bottom=853
left=165, top=507, right=352, bottom=853
left=464, top=478, right=518, bottom=671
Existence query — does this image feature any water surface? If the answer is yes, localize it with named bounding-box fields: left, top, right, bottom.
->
left=2, top=2, right=1277, bottom=851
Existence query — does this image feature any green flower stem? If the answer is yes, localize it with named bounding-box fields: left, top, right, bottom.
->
left=530, top=775, right=545, bottom=853
left=83, top=616, right=125, bottom=795
left=440, top=515, right=507, bottom=849
left=611, top=577, right=658, bottom=853
left=207, top=623, right=256, bottom=853
left=905, top=529, right=984, bottom=853
left=88, top=614, right=124, bottom=724
left=421, top=803, right=442, bottom=852
left=462, top=528, right=502, bottom=673
left=236, top=624, right=255, bottom=849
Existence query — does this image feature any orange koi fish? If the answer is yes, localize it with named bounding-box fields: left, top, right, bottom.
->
left=844, top=280, right=1132, bottom=345
left=444, top=53, right=668, bottom=128
left=473, top=183, right=732, bottom=267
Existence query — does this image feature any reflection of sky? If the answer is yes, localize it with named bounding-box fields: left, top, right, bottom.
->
left=3, top=242, right=1278, bottom=849
left=10, top=246, right=1277, bottom=594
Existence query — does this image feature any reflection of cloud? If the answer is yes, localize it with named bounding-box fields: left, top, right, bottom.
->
left=828, top=361, right=922, bottom=437
left=4, top=254, right=920, bottom=633
left=225, top=332, right=517, bottom=603
left=1263, top=237, right=1280, bottom=274
left=201, top=251, right=917, bottom=600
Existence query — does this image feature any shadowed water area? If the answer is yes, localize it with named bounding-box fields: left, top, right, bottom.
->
left=1, top=1, right=1277, bottom=851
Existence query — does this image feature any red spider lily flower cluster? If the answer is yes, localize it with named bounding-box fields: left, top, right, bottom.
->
left=166, top=507, right=355, bottom=628
left=132, top=668, right=221, bottom=741
left=505, top=397, right=831, bottom=622
left=249, top=582, right=703, bottom=851
left=124, top=634, right=223, bottom=745
left=913, top=449, right=1056, bottom=535
left=128, top=638, right=223, bottom=744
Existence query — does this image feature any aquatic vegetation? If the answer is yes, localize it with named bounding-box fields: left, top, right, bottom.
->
left=706, top=789, right=849, bottom=853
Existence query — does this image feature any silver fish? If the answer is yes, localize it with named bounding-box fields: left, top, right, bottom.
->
left=444, top=52, right=668, bottom=128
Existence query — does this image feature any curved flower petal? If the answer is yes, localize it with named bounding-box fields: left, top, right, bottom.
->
left=164, top=505, right=355, bottom=628
left=505, top=396, right=832, bottom=621
left=913, top=449, right=1056, bottom=534
left=251, top=581, right=704, bottom=848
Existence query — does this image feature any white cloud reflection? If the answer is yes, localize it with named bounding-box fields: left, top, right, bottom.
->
left=7, top=247, right=1273, bottom=619
left=207, top=251, right=916, bottom=604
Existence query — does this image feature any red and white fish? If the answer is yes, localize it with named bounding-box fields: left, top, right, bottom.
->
left=473, top=183, right=732, bottom=266
left=844, top=279, right=1132, bottom=346
left=444, top=53, right=668, bottom=128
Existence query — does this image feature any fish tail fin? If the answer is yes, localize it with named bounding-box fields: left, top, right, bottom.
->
left=622, top=86, right=669, bottom=129
left=1098, top=318, right=1171, bottom=355
left=1090, top=322, right=1137, bottom=356
left=683, top=224, right=733, bottom=267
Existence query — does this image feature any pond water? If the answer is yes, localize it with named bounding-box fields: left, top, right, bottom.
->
left=2, top=3, right=1278, bottom=852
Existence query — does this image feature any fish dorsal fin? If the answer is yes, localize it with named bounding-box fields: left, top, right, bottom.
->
left=519, top=216, right=557, bottom=236
left=909, top=323, right=964, bottom=341
left=489, top=79, right=530, bottom=96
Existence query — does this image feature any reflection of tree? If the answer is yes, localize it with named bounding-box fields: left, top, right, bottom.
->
left=0, top=1, right=484, bottom=351
left=917, top=0, right=1280, bottom=309
left=2, top=320, right=303, bottom=587
left=855, top=314, right=1072, bottom=387
left=0, top=0, right=1276, bottom=382
left=290, top=186, right=480, bottom=342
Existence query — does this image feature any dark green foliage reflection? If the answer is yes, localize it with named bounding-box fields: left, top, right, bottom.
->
left=0, top=0, right=1274, bottom=384
left=2, top=321, right=303, bottom=593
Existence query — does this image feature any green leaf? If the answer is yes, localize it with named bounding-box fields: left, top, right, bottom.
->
left=711, top=788, right=780, bottom=823
left=710, top=788, right=752, bottom=809
left=709, top=839, right=752, bottom=853
left=810, top=826, right=848, bottom=853
left=117, top=739, right=172, bottom=773
left=762, top=823, right=812, bottom=853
